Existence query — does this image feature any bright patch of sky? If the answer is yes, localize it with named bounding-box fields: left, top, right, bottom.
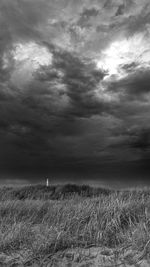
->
left=12, top=42, right=52, bottom=69
left=96, top=33, right=150, bottom=79
left=5, top=42, right=53, bottom=87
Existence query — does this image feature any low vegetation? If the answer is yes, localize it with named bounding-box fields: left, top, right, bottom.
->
left=0, top=184, right=150, bottom=265
left=0, top=184, right=111, bottom=201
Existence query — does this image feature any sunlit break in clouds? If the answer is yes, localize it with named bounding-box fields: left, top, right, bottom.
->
left=12, top=42, right=52, bottom=69
left=1, top=0, right=150, bottom=187
left=96, top=33, right=150, bottom=78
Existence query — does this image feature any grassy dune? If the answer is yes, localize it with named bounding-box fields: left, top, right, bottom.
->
left=0, top=185, right=150, bottom=265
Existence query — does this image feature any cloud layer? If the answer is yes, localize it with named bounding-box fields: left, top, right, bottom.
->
left=0, top=0, right=150, bottom=185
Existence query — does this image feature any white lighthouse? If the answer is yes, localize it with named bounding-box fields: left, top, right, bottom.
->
left=46, top=178, right=49, bottom=187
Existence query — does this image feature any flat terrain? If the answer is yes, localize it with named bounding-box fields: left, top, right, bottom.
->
left=0, top=184, right=150, bottom=266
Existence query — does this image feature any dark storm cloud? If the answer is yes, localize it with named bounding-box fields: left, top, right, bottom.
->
left=51, top=50, right=106, bottom=117
left=108, top=69, right=150, bottom=99
left=77, top=7, right=99, bottom=28
left=115, top=4, right=125, bottom=16
left=126, top=2, right=150, bottom=35
left=31, top=47, right=107, bottom=118
left=131, top=129, right=150, bottom=152
left=0, top=0, right=56, bottom=42
left=0, top=0, right=150, bottom=184
left=0, top=0, right=148, bottom=53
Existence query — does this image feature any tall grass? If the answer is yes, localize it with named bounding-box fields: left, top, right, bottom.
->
left=0, top=186, right=150, bottom=265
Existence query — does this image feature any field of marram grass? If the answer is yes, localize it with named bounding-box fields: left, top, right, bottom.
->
left=0, top=185, right=150, bottom=266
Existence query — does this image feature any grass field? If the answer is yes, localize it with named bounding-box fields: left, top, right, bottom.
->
left=0, top=184, right=150, bottom=266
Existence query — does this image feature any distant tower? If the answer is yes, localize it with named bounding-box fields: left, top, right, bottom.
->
left=46, top=178, right=49, bottom=187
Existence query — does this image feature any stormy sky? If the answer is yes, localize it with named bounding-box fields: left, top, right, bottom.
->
left=0, top=0, right=150, bottom=187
